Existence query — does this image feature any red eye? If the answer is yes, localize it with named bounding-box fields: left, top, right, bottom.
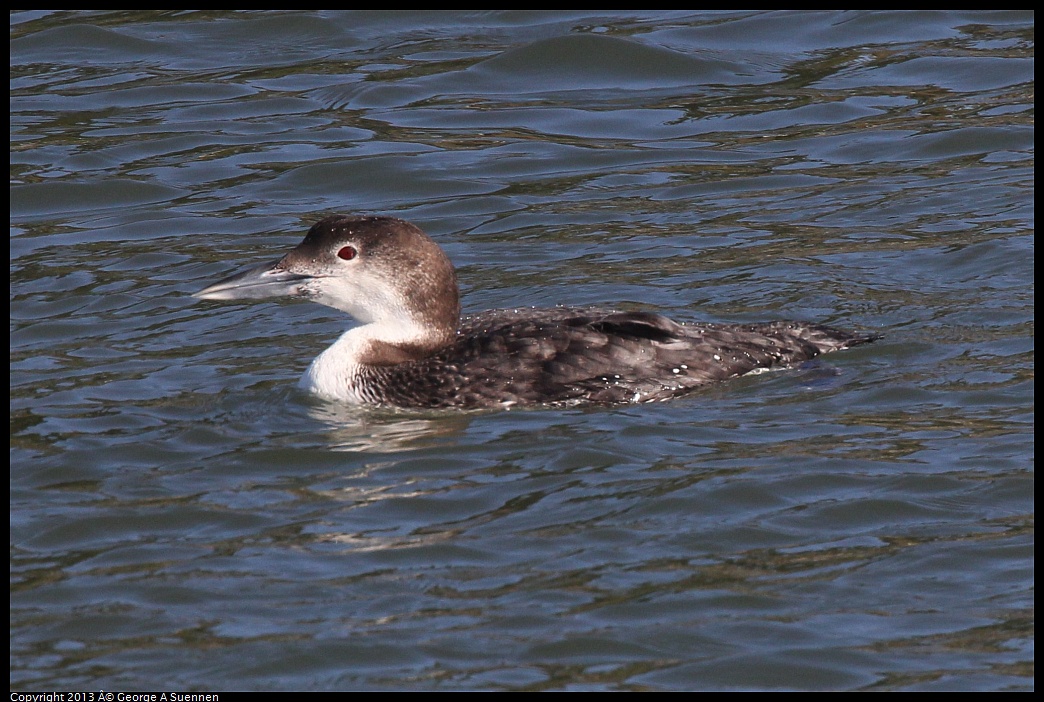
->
left=337, top=245, right=357, bottom=261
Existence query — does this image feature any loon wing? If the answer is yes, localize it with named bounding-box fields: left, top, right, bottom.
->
left=368, top=309, right=871, bottom=408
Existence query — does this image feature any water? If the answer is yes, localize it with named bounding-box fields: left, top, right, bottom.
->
left=10, top=10, right=1033, bottom=691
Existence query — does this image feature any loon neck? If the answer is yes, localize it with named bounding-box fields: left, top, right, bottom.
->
left=342, top=317, right=455, bottom=364
left=299, top=319, right=454, bottom=401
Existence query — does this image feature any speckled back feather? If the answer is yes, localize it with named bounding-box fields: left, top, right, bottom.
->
left=351, top=307, right=875, bottom=409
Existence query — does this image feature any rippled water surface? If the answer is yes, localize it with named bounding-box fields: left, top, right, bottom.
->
left=11, top=10, right=1033, bottom=691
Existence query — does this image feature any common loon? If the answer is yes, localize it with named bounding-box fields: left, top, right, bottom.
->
left=194, top=215, right=875, bottom=409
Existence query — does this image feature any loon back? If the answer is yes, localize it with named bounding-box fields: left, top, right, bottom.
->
left=340, top=308, right=873, bottom=408
left=194, top=215, right=876, bottom=410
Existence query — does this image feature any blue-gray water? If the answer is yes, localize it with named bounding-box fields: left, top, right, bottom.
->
left=10, top=10, right=1033, bottom=691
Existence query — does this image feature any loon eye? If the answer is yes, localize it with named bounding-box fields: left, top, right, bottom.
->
left=337, top=245, right=358, bottom=261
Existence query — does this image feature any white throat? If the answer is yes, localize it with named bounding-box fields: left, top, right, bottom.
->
left=298, top=318, right=439, bottom=403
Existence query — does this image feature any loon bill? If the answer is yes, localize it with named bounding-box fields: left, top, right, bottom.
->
left=194, top=215, right=876, bottom=409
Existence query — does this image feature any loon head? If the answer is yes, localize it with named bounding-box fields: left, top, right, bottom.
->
left=194, top=215, right=461, bottom=345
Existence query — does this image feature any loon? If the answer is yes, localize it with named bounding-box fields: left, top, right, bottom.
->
left=194, top=215, right=875, bottom=410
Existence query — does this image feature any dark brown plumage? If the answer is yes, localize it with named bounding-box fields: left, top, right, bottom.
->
left=348, top=307, right=873, bottom=408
